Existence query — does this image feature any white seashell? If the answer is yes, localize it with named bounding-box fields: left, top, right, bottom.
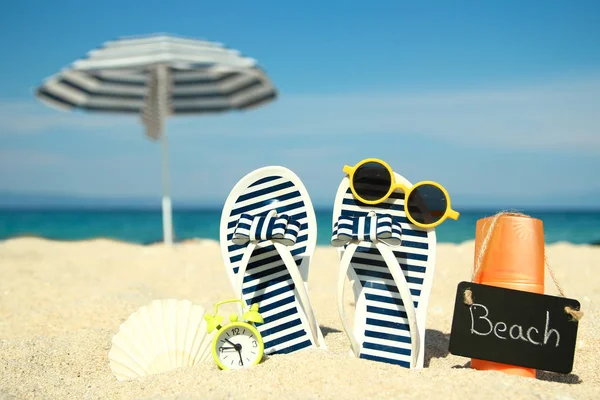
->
left=109, top=299, right=213, bottom=381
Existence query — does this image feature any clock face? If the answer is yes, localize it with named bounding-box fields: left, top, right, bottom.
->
left=214, top=323, right=264, bottom=370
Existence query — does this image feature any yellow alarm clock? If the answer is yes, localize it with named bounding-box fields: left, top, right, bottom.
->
left=204, top=299, right=265, bottom=370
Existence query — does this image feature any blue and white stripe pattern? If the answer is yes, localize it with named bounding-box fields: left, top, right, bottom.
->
left=222, top=173, right=317, bottom=355
left=35, top=34, right=277, bottom=117
left=232, top=211, right=301, bottom=246
left=334, top=183, right=435, bottom=368
left=331, top=213, right=402, bottom=247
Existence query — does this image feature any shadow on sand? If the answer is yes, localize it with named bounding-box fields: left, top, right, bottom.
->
left=537, top=370, right=582, bottom=384
left=424, top=329, right=451, bottom=367
left=320, top=325, right=342, bottom=338
left=453, top=364, right=582, bottom=384
left=425, top=329, right=582, bottom=384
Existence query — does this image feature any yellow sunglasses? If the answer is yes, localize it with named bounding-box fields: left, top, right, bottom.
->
left=343, top=158, right=460, bottom=229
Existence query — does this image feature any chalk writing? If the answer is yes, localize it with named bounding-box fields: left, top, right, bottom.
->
left=469, top=303, right=560, bottom=347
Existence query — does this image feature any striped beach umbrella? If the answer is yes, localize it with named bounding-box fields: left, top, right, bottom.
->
left=35, top=34, right=278, bottom=245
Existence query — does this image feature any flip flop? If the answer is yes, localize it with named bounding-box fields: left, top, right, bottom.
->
left=331, top=171, right=437, bottom=368
left=220, top=166, right=326, bottom=355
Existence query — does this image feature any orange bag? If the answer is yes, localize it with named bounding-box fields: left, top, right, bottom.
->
left=470, top=213, right=545, bottom=378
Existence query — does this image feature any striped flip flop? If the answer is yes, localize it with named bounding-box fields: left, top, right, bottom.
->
left=331, top=172, right=437, bottom=368
left=220, top=166, right=326, bottom=355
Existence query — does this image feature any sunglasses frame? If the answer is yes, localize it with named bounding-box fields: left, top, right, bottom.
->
left=343, top=158, right=460, bottom=229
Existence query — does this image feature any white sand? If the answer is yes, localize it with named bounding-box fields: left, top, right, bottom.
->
left=1, top=237, right=598, bottom=400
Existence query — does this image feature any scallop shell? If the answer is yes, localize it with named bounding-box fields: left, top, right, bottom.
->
left=108, top=299, right=213, bottom=381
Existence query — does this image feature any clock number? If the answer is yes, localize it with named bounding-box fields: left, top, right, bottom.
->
left=232, top=328, right=240, bottom=335
left=219, top=347, right=224, bottom=353
left=252, top=340, right=258, bottom=348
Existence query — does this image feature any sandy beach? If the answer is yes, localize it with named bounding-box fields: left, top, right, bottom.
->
left=0, top=237, right=598, bottom=400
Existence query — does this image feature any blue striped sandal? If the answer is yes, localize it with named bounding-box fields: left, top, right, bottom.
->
left=331, top=172, right=437, bottom=368
left=220, top=166, right=327, bottom=355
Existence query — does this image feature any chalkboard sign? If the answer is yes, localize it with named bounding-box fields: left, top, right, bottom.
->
left=448, top=281, right=581, bottom=374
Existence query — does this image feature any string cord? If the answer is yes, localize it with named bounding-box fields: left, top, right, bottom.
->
left=463, top=211, right=583, bottom=322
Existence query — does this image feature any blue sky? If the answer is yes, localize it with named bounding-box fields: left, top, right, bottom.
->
left=1, top=0, right=599, bottom=208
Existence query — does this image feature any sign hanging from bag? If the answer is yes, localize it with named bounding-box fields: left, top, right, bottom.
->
left=448, top=281, right=581, bottom=374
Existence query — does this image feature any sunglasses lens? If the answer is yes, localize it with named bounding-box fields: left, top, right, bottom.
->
left=353, top=162, right=392, bottom=201
left=407, top=184, right=448, bottom=226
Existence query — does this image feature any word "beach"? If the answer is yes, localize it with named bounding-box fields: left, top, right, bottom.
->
left=469, top=303, right=560, bottom=347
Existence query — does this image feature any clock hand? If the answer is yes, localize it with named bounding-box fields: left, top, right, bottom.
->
left=237, top=349, right=244, bottom=366
left=224, top=338, right=237, bottom=346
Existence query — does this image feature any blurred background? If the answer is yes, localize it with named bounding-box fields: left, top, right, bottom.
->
left=1, top=0, right=599, bottom=244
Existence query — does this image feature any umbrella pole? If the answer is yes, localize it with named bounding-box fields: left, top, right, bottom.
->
left=161, top=125, right=174, bottom=245
left=158, top=64, right=174, bottom=245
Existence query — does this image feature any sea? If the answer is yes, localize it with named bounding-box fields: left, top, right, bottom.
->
left=1, top=209, right=599, bottom=245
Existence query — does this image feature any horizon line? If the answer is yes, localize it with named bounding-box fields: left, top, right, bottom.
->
left=1, top=205, right=600, bottom=212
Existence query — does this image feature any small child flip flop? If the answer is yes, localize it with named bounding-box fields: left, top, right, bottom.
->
left=332, top=165, right=440, bottom=368
left=220, top=166, right=327, bottom=355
